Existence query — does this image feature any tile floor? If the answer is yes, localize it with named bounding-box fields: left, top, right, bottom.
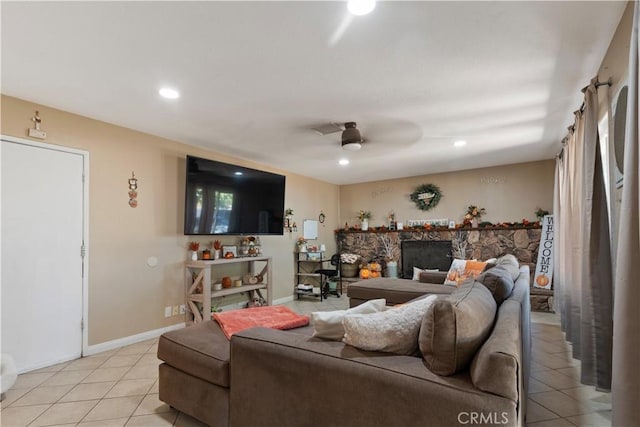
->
left=1, top=296, right=611, bottom=426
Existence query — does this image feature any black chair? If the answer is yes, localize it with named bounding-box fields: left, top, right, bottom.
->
left=315, top=254, right=341, bottom=299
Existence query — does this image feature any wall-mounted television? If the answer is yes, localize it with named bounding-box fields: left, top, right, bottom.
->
left=184, top=155, right=286, bottom=235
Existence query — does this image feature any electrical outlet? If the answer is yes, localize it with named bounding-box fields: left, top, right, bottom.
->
left=172, top=305, right=179, bottom=316
left=179, top=304, right=186, bottom=315
left=164, top=306, right=172, bottom=318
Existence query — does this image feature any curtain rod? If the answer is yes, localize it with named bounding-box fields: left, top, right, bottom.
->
left=559, top=77, right=612, bottom=158
left=581, top=78, right=612, bottom=93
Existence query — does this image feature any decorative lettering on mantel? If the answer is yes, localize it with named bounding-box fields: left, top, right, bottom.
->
left=480, top=175, right=506, bottom=184
left=371, top=186, right=393, bottom=199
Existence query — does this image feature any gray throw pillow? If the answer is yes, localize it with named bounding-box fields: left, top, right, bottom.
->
left=419, top=281, right=497, bottom=376
left=476, top=265, right=515, bottom=304
left=495, top=254, right=520, bottom=281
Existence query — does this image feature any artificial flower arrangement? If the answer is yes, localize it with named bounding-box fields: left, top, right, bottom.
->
left=340, top=253, right=360, bottom=264
left=188, top=241, right=200, bottom=251
left=464, top=205, right=486, bottom=221
left=296, top=237, right=307, bottom=246
left=357, top=210, right=372, bottom=221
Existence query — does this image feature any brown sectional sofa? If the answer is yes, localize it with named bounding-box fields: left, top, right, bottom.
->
left=158, top=264, right=531, bottom=427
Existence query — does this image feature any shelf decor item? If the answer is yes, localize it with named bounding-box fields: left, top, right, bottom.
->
left=409, top=183, right=442, bottom=211
left=464, top=205, right=486, bottom=227
left=213, top=240, right=222, bottom=259
left=340, top=253, right=360, bottom=277
left=357, top=210, right=372, bottom=231
left=188, top=241, right=200, bottom=261
left=296, top=237, right=307, bottom=252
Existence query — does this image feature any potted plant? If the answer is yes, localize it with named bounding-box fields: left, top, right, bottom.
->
left=340, top=253, right=360, bottom=277
left=212, top=240, right=222, bottom=259
left=357, top=210, right=372, bottom=231
left=188, top=241, right=200, bottom=261
left=296, top=237, right=308, bottom=252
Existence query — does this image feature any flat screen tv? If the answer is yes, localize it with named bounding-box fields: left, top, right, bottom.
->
left=184, top=155, right=286, bottom=235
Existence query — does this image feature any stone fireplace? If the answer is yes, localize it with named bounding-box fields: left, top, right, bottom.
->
left=336, top=225, right=554, bottom=312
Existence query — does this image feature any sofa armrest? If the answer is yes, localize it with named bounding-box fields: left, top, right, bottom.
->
left=229, top=327, right=517, bottom=427
left=419, top=270, right=447, bottom=284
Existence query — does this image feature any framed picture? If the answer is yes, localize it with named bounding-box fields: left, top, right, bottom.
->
left=222, top=245, right=237, bottom=257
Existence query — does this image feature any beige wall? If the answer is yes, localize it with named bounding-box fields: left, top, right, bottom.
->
left=1, top=95, right=340, bottom=345
left=340, top=160, right=555, bottom=227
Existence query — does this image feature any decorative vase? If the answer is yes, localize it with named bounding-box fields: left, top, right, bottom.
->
left=340, top=263, right=359, bottom=278
left=471, top=218, right=478, bottom=228
left=213, top=249, right=221, bottom=260
left=385, top=261, right=398, bottom=278
left=221, top=276, right=232, bottom=289
left=191, top=251, right=198, bottom=261
left=361, top=219, right=369, bottom=231
left=299, top=245, right=307, bottom=253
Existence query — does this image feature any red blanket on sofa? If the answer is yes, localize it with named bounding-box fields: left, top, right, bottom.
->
left=212, top=306, right=310, bottom=339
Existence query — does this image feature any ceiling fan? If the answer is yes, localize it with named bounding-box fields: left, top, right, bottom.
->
left=311, top=121, right=364, bottom=151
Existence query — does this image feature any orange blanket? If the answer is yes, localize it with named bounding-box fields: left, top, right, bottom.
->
left=212, top=305, right=310, bottom=339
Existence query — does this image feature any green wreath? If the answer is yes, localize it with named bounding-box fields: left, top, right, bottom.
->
left=410, top=183, right=442, bottom=211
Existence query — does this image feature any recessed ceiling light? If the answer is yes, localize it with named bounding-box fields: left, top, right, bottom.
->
left=234, top=171, right=243, bottom=176
left=339, top=159, right=350, bottom=166
left=159, top=87, right=180, bottom=99
left=454, top=140, right=467, bottom=147
left=348, top=0, right=376, bottom=16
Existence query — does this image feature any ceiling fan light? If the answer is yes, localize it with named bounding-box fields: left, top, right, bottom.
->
left=342, top=123, right=363, bottom=151
left=348, top=0, right=376, bottom=16
left=342, top=141, right=362, bottom=151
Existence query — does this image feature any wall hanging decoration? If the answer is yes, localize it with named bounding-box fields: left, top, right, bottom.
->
left=409, top=183, right=442, bottom=211
left=128, top=172, right=138, bottom=208
left=284, top=208, right=297, bottom=232
left=28, top=110, right=47, bottom=140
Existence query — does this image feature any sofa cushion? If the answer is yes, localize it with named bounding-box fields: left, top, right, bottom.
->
left=496, top=254, right=520, bottom=282
left=476, top=265, right=515, bottom=304
left=412, top=267, right=439, bottom=281
left=157, top=321, right=230, bottom=387
left=311, top=298, right=386, bottom=340
left=348, top=278, right=454, bottom=306
left=444, top=260, right=487, bottom=286
left=343, top=295, right=437, bottom=355
left=470, top=300, right=522, bottom=401
left=419, top=281, right=497, bottom=376
left=418, top=270, right=447, bottom=284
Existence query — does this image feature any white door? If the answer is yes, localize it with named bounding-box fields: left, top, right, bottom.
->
left=1, top=138, right=86, bottom=373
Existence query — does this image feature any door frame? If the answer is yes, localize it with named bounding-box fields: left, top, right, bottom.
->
left=1, top=134, right=90, bottom=357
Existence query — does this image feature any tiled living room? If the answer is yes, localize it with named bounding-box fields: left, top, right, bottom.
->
left=0, top=303, right=612, bottom=427
left=2, top=1, right=638, bottom=426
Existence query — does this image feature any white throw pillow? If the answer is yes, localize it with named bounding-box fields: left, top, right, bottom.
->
left=342, top=295, right=437, bottom=355
left=412, top=266, right=439, bottom=281
left=312, top=298, right=386, bottom=340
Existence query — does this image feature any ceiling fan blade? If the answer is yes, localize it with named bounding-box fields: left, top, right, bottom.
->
left=311, top=123, right=343, bottom=136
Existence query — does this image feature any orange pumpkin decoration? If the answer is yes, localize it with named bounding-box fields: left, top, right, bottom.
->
left=370, top=271, right=381, bottom=278
left=369, top=262, right=381, bottom=272
left=359, top=268, right=370, bottom=279
left=536, top=274, right=550, bottom=287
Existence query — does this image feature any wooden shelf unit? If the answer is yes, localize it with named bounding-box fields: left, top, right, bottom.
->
left=185, top=256, right=272, bottom=324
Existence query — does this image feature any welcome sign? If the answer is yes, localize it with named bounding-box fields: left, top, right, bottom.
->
left=533, top=215, right=554, bottom=289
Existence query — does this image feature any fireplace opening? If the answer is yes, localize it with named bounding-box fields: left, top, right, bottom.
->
left=401, top=240, right=453, bottom=279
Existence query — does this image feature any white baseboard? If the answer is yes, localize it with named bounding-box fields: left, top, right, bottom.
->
left=84, top=322, right=185, bottom=356
left=273, top=295, right=294, bottom=305
left=85, top=296, right=295, bottom=356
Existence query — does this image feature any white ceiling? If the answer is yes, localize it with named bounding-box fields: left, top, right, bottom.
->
left=1, top=1, right=626, bottom=185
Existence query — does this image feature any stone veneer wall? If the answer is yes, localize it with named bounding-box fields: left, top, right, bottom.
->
left=336, top=226, right=554, bottom=312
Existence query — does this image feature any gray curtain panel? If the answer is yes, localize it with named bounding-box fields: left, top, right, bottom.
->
left=612, top=2, right=640, bottom=426
left=554, top=80, right=614, bottom=392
